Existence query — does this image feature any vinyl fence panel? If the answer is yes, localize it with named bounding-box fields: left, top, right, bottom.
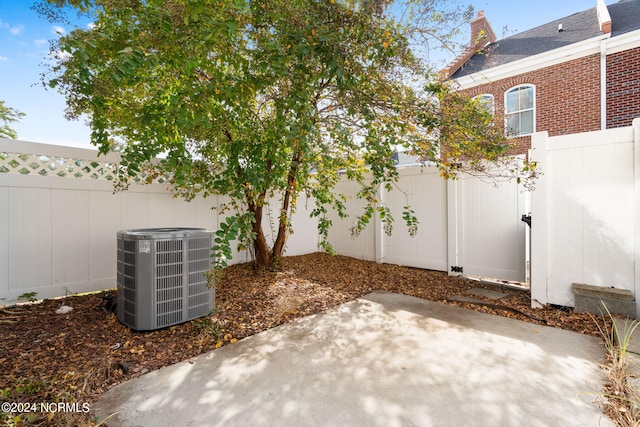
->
left=450, top=171, right=527, bottom=282
left=531, top=120, right=640, bottom=315
left=326, top=179, right=376, bottom=261
left=381, top=166, right=448, bottom=271
left=0, top=140, right=219, bottom=302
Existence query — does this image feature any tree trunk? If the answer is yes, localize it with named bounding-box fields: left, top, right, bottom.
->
left=271, top=152, right=301, bottom=265
left=248, top=201, right=270, bottom=269
left=271, top=188, right=291, bottom=262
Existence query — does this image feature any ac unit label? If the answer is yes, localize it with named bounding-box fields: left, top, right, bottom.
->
left=139, top=240, right=151, bottom=254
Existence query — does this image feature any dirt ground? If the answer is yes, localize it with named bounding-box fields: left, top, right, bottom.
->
left=0, top=253, right=608, bottom=426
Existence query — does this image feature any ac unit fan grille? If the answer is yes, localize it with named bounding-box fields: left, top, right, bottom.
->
left=155, top=239, right=184, bottom=328
left=186, top=236, right=212, bottom=321
left=118, top=238, right=137, bottom=327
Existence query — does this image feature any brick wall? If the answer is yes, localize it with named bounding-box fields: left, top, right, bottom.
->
left=459, top=53, right=602, bottom=153
left=607, top=46, right=640, bottom=128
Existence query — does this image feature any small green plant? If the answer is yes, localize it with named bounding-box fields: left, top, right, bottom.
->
left=3, top=378, right=48, bottom=398
left=204, top=269, right=218, bottom=289
left=595, top=304, right=640, bottom=370
left=592, top=303, right=640, bottom=426
left=1, top=413, right=41, bottom=426
left=193, top=312, right=222, bottom=341
left=17, top=292, right=37, bottom=302
left=0, top=414, right=23, bottom=427
left=271, top=255, right=281, bottom=271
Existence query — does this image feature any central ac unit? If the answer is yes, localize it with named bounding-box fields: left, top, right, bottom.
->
left=116, top=228, right=214, bottom=331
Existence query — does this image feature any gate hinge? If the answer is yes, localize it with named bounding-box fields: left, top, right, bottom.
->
left=451, top=265, right=463, bottom=273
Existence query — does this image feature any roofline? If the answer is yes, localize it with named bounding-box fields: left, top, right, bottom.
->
left=607, top=27, right=640, bottom=55
left=450, top=28, right=640, bottom=90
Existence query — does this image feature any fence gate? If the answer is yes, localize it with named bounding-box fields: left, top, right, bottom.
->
left=447, top=175, right=529, bottom=284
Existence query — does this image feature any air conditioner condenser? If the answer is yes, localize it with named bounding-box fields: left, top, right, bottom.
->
left=116, top=228, right=214, bottom=331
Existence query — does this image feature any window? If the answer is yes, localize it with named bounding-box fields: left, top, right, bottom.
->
left=475, top=94, right=495, bottom=116
left=505, top=85, right=535, bottom=136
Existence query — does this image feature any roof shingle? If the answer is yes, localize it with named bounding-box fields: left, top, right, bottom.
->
left=450, top=0, right=640, bottom=79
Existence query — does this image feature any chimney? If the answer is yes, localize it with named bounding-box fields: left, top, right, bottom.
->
left=439, top=10, right=497, bottom=81
left=469, top=11, right=497, bottom=49
left=596, top=0, right=612, bottom=34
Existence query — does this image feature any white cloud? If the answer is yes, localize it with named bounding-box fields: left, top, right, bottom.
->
left=34, top=39, right=48, bottom=46
left=0, top=56, right=8, bottom=62
left=52, top=26, right=66, bottom=36
left=87, top=22, right=96, bottom=30
left=9, top=24, right=24, bottom=35
left=0, top=20, right=25, bottom=36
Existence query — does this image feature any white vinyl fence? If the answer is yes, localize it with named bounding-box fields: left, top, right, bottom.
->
left=327, top=164, right=529, bottom=282
left=0, top=139, right=318, bottom=303
left=530, top=119, right=640, bottom=316
left=14, top=122, right=635, bottom=314
left=1, top=137, right=529, bottom=304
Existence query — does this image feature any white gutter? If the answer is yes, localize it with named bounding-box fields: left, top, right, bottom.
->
left=606, top=28, right=640, bottom=55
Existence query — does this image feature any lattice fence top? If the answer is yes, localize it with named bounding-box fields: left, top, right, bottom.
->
left=0, top=151, right=168, bottom=184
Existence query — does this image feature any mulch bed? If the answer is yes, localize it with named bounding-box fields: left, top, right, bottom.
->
left=0, top=252, right=607, bottom=426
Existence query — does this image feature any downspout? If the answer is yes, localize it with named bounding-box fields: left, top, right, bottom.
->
left=600, top=38, right=608, bottom=130
left=634, top=118, right=640, bottom=318
left=597, top=0, right=612, bottom=130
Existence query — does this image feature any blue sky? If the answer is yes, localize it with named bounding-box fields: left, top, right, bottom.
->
left=0, top=0, right=619, bottom=149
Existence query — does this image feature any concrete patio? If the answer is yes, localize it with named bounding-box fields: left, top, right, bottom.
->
left=93, top=291, right=613, bottom=427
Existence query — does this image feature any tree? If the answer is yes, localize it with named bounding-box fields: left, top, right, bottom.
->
left=0, top=100, right=25, bottom=139
left=40, top=0, right=534, bottom=270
